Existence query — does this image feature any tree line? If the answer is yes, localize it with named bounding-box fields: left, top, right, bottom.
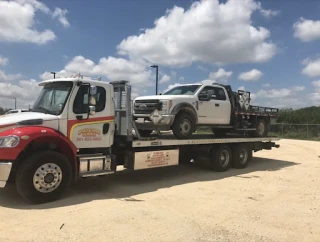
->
left=0, top=107, right=10, bottom=115
left=277, top=106, right=320, bottom=124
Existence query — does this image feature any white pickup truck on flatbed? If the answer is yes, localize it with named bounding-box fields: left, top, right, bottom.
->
left=133, top=83, right=278, bottom=139
left=0, top=76, right=280, bottom=204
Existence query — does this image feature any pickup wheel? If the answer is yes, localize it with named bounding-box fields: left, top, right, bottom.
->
left=231, top=144, right=252, bottom=169
left=16, top=151, right=72, bottom=204
left=210, top=145, right=232, bottom=172
left=172, top=112, right=195, bottom=139
left=253, top=119, right=268, bottom=137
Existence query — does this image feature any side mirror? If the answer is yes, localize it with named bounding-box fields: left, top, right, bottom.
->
left=90, top=86, right=97, bottom=95
left=89, top=106, right=96, bottom=115
left=89, top=85, right=97, bottom=116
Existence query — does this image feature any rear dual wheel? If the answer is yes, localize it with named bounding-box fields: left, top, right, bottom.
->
left=209, top=144, right=252, bottom=171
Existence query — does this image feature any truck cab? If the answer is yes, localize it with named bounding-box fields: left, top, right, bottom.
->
left=133, top=83, right=232, bottom=139
left=6, top=77, right=116, bottom=149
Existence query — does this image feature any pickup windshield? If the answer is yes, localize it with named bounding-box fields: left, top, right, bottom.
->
left=33, top=82, right=73, bottom=115
left=163, top=85, right=201, bottom=95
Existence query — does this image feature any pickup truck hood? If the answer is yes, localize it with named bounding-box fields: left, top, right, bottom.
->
left=135, top=95, right=194, bottom=101
left=0, top=112, right=59, bottom=133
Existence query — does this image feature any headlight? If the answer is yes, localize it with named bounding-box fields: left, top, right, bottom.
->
left=160, top=100, right=172, bottom=114
left=0, top=136, right=20, bottom=148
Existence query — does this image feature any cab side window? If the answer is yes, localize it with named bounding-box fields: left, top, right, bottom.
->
left=199, top=86, right=216, bottom=100
left=73, top=85, right=106, bottom=114
left=215, top=87, right=226, bottom=101
left=198, top=86, right=226, bottom=101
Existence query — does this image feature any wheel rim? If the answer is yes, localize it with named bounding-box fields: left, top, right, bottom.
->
left=179, top=119, right=191, bottom=136
left=239, top=149, right=248, bottom=164
left=33, top=163, right=63, bottom=193
left=219, top=150, right=230, bottom=167
left=258, top=122, right=265, bottom=135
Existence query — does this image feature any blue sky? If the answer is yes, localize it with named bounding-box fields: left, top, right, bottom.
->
left=0, top=0, right=320, bottom=109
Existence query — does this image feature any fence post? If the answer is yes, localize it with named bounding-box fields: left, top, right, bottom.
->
left=281, top=123, right=283, bottom=136
left=307, top=123, right=309, bottom=138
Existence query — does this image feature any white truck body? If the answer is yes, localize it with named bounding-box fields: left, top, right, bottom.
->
left=133, top=83, right=278, bottom=139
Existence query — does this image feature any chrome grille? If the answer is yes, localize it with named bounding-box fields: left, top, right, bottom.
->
left=134, top=100, right=162, bottom=115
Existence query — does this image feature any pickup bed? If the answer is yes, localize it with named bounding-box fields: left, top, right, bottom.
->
left=133, top=83, right=278, bottom=139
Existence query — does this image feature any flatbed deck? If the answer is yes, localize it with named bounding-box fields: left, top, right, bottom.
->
left=132, top=134, right=280, bottom=147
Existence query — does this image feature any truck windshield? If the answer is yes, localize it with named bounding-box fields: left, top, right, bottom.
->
left=33, top=82, right=73, bottom=115
left=163, top=85, right=201, bottom=95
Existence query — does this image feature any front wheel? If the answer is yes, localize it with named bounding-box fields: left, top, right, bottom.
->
left=16, top=151, right=72, bottom=204
left=172, top=112, right=195, bottom=139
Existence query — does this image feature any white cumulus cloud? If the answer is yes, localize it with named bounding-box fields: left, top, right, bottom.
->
left=207, top=68, right=233, bottom=84
left=259, top=8, right=280, bottom=18
left=0, top=70, right=22, bottom=82
left=238, top=69, right=263, bottom=81
left=312, top=80, right=320, bottom=91
left=53, top=8, right=70, bottom=28
left=0, top=56, right=9, bottom=66
left=0, top=79, right=41, bottom=108
left=293, top=18, right=320, bottom=42
left=0, top=0, right=70, bottom=44
left=117, top=0, right=276, bottom=67
left=302, top=58, right=320, bottom=77
left=252, top=85, right=307, bottom=108
left=159, top=74, right=171, bottom=84
left=41, top=56, right=154, bottom=97
left=256, top=86, right=305, bottom=99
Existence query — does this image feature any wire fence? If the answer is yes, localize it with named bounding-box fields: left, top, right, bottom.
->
left=270, top=123, right=320, bottom=141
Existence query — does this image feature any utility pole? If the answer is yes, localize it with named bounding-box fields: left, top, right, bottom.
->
left=151, top=65, right=159, bottom=95
left=51, top=71, right=56, bottom=79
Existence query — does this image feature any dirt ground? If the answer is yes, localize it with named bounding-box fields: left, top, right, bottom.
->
left=0, top=139, right=320, bottom=242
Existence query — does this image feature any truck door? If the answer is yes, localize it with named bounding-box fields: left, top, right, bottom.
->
left=197, top=86, right=231, bottom=124
left=67, top=83, right=115, bottom=149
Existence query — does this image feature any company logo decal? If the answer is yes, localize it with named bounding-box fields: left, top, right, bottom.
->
left=78, top=128, right=101, bottom=137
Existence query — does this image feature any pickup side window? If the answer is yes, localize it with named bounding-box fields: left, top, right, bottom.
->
left=73, top=85, right=106, bottom=114
left=199, top=86, right=226, bottom=101
left=215, top=87, right=226, bottom=101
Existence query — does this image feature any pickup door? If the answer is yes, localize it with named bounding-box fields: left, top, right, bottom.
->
left=197, top=86, right=231, bottom=124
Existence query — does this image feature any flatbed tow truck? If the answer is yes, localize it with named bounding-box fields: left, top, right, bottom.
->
left=0, top=76, right=280, bottom=204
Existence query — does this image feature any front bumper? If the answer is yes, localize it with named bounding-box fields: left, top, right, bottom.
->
left=0, top=162, right=12, bottom=188
left=135, top=114, right=175, bottom=131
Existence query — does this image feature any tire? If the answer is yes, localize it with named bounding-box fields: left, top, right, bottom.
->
left=231, top=144, right=252, bottom=169
left=172, top=112, right=195, bottom=139
left=138, top=129, right=153, bottom=137
left=210, top=144, right=232, bottom=172
left=16, top=151, right=72, bottom=204
left=252, top=119, right=268, bottom=137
